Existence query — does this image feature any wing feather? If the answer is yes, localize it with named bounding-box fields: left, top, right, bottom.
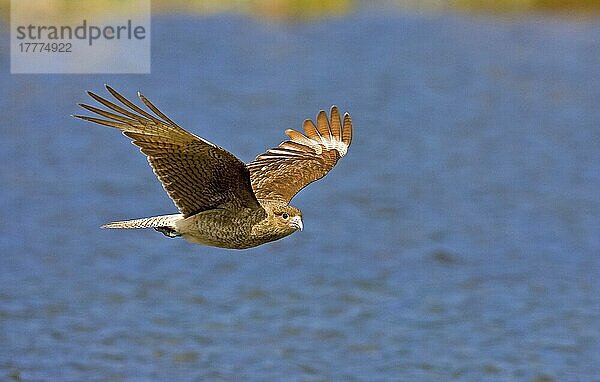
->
left=105, top=85, right=163, bottom=123
left=330, top=106, right=342, bottom=141
left=342, top=112, right=353, bottom=147
left=302, top=119, right=322, bottom=141
left=78, top=103, right=136, bottom=124
left=75, top=85, right=261, bottom=217
left=316, top=110, right=332, bottom=140
left=138, top=92, right=180, bottom=127
left=247, top=106, right=352, bottom=203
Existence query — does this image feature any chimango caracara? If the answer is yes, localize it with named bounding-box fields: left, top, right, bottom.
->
left=75, top=85, right=352, bottom=249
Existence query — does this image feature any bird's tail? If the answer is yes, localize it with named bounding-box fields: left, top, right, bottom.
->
left=102, top=214, right=184, bottom=237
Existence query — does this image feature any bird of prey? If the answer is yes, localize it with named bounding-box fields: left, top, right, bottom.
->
left=75, top=85, right=352, bottom=249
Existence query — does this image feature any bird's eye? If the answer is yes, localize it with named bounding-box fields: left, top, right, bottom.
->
left=281, top=212, right=289, bottom=219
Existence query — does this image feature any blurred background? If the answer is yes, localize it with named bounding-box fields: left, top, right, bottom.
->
left=1, top=0, right=599, bottom=380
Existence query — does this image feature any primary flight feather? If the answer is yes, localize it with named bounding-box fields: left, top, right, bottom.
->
left=75, top=85, right=352, bottom=249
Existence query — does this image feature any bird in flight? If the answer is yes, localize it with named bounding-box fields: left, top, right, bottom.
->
left=75, top=85, right=353, bottom=249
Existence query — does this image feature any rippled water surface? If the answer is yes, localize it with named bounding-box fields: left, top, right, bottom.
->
left=1, top=10, right=599, bottom=381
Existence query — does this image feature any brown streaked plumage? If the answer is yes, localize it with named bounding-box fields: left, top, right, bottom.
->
left=75, top=85, right=352, bottom=249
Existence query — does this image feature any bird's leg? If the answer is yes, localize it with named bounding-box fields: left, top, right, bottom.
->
left=154, top=227, right=181, bottom=238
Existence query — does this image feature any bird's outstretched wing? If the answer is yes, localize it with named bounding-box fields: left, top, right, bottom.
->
left=247, top=106, right=352, bottom=203
left=75, top=85, right=261, bottom=217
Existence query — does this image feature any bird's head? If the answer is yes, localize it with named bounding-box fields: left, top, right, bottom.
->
left=251, top=203, right=304, bottom=244
left=270, top=205, right=303, bottom=235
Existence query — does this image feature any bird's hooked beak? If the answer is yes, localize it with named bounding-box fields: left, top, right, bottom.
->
left=290, top=216, right=303, bottom=231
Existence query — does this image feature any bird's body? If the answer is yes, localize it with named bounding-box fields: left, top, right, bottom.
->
left=175, top=203, right=301, bottom=249
left=76, top=86, right=352, bottom=249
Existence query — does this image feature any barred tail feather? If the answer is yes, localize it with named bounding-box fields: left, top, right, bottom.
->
left=102, top=214, right=183, bottom=230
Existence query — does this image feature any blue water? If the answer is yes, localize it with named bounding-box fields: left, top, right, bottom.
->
left=1, top=10, right=599, bottom=381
